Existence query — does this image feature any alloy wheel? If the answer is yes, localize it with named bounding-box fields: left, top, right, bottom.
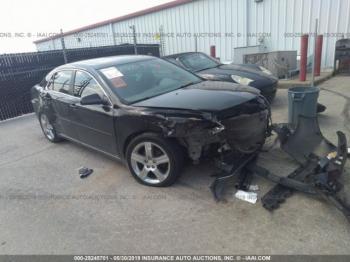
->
left=130, top=142, right=171, bottom=184
left=40, top=114, right=55, bottom=140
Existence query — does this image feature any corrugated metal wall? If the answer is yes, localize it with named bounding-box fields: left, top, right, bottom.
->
left=36, top=0, right=350, bottom=68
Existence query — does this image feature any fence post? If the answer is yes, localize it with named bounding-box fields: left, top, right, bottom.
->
left=129, top=25, right=138, bottom=55
left=311, top=19, right=318, bottom=87
left=60, top=29, right=68, bottom=63
left=159, top=25, right=165, bottom=57
left=110, top=22, right=116, bottom=46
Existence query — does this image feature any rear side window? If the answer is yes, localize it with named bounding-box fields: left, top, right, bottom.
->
left=47, top=71, right=73, bottom=94
left=40, top=72, right=54, bottom=88
left=73, top=71, right=105, bottom=99
left=164, top=57, right=181, bottom=66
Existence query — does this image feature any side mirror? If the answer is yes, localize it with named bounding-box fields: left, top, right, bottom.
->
left=80, top=93, right=108, bottom=106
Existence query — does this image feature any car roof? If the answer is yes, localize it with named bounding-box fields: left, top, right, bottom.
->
left=57, top=55, right=156, bottom=71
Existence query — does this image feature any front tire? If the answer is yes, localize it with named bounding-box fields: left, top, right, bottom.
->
left=126, top=133, right=184, bottom=187
left=39, top=113, right=62, bottom=143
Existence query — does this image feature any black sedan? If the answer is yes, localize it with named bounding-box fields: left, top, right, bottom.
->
left=164, top=52, right=278, bottom=102
left=31, top=55, right=270, bottom=187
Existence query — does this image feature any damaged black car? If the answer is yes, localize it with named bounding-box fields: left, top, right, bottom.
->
left=31, top=55, right=270, bottom=187
left=163, top=52, right=278, bottom=102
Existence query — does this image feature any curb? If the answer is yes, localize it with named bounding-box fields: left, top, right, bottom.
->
left=277, top=72, right=333, bottom=89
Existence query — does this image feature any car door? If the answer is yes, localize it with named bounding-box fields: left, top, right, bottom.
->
left=70, top=70, right=117, bottom=155
left=46, top=70, right=79, bottom=139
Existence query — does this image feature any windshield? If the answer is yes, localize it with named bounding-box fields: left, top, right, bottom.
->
left=179, top=53, right=220, bottom=72
left=99, top=58, right=201, bottom=104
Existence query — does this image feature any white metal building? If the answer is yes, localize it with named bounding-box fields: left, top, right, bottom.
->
left=34, top=0, right=350, bottom=68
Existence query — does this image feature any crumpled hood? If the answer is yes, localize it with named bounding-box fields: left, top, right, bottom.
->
left=133, top=81, right=260, bottom=112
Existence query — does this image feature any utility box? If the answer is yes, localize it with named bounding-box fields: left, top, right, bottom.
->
left=243, top=51, right=297, bottom=78
left=334, top=39, right=350, bottom=75
left=233, top=45, right=265, bottom=64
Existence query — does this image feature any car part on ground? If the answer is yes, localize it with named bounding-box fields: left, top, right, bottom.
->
left=317, top=103, right=327, bottom=113
left=210, top=115, right=350, bottom=222
left=79, top=167, right=94, bottom=179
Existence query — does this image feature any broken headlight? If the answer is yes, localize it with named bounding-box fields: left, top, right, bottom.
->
left=231, top=75, right=254, bottom=86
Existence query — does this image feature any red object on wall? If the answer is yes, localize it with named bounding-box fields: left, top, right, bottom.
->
left=314, top=35, right=323, bottom=76
left=299, top=34, right=309, bottom=81
left=210, top=45, right=216, bottom=58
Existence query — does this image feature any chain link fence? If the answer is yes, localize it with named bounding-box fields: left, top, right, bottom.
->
left=0, top=44, right=160, bottom=121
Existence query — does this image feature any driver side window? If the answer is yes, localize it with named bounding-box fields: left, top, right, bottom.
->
left=73, top=71, right=105, bottom=99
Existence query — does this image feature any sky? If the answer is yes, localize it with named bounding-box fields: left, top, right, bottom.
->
left=0, top=0, right=170, bottom=54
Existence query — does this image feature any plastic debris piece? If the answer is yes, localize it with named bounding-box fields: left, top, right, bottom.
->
left=234, top=190, right=258, bottom=204
left=248, top=184, right=259, bottom=191
left=79, top=167, right=93, bottom=179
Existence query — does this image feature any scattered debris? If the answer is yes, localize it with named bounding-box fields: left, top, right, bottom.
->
left=210, top=153, right=258, bottom=201
left=79, top=167, right=93, bottom=179
left=235, top=190, right=257, bottom=204
left=317, top=103, right=327, bottom=113
left=211, top=115, right=350, bottom=222
left=248, top=185, right=259, bottom=191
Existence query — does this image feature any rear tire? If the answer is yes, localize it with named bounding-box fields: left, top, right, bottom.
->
left=39, top=113, right=62, bottom=143
left=126, top=133, right=184, bottom=187
left=265, top=91, right=276, bottom=103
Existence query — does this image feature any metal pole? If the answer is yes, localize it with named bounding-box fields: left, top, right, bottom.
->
left=299, top=34, right=309, bottom=81
left=246, top=0, right=250, bottom=47
left=60, top=29, right=68, bottom=64
left=210, top=45, right=216, bottom=58
left=130, top=25, right=138, bottom=55
left=311, top=19, right=318, bottom=87
left=314, top=34, right=323, bottom=76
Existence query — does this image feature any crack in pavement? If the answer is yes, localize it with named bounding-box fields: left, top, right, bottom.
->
left=0, top=146, right=52, bottom=168
left=321, top=87, right=350, bottom=132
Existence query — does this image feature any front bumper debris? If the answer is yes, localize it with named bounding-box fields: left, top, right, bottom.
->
left=210, top=115, right=350, bottom=222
